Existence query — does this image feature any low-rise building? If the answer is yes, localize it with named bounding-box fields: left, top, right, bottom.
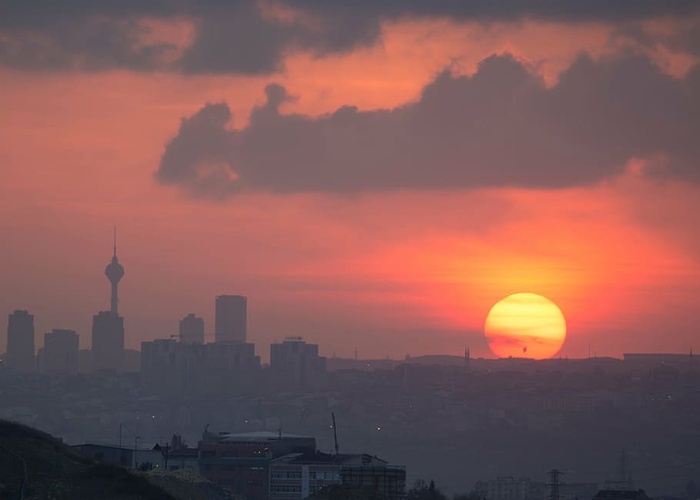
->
left=199, top=430, right=316, bottom=500
left=269, top=452, right=405, bottom=500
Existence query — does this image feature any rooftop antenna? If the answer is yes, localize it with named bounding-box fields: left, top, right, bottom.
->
left=331, top=412, right=339, bottom=457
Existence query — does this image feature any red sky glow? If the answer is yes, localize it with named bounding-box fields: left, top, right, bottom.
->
left=1, top=3, right=699, bottom=360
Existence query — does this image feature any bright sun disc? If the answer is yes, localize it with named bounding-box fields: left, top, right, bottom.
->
left=484, top=293, right=566, bottom=359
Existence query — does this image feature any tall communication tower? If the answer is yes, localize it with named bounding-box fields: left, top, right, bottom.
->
left=104, top=226, right=125, bottom=315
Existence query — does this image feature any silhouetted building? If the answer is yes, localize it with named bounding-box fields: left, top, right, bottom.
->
left=179, top=313, right=204, bottom=344
left=43, top=329, right=79, bottom=375
left=215, top=295, right=246, bottom=343
left=6, top=310, right=35, bottom=372
left=89, top=228, right=126, bottom=372
left=91, top=311, right=124, bottom=372
left=141, top=338, right=260, bottom=395
left=141, top=339, right=204, bottom=394
left=270, top=337, right=327, bottom=391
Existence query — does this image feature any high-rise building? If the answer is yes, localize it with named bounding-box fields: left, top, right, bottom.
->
left=6, top=310, right=35, bottom=372
left=140, top=339, right=260, bottom=395
left=179, top=313, right=204, bottom=344
left=91, top=311, right=124, bottom=372
left=269, top=337, right=327, bottom=391
left=43, top=329, right=79, bottom=375
left=215, top=295, right=247, bottom=343
left=91, top=228, right=126, bottom=371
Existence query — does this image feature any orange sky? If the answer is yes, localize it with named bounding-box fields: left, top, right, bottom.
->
left=1, top=7, right=699, bottom=360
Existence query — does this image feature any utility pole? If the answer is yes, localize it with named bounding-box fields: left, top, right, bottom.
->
left=134, top=436, right=140, bottom=469
left=163, top=443, right=170, bottom=471
left=548, top=469, right=561, bottom=500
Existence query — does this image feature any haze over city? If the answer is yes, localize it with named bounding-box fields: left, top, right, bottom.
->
left=2, top=4, right=700, bottom=500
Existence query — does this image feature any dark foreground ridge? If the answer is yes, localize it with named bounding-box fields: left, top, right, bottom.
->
left=0, top=419, right=232, bottom=500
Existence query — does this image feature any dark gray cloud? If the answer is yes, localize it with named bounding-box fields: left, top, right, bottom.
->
left=0, top=17, right=175, bottom=71
left=281, top=0, right=700, bottom=24
left=614, top=20, right=700, bottom=58
left=154, top=52, right=700, bottom=197
left=1, top=0, right=698, bottom=73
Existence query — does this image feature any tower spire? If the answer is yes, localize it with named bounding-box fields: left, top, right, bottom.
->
left=113, top=225, right=117, bottom=257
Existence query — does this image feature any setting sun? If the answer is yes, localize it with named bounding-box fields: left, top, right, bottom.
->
left=484, top=293, right=567, bottom=359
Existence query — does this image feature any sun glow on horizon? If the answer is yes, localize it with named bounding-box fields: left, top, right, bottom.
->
left=484, top=292, right=567, bottom=359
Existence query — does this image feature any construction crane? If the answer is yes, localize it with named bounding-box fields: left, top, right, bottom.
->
left=331, top=412, right=339, bottom=458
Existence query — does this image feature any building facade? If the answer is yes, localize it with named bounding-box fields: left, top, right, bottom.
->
left=270, top=453, right=341, bottom=499
left=179, top=313, right=205, bottom=344
left=199, top=431, right=316, bottom=500
left=140, top=339, right=260, bottom=395
left=91, top=310, right=124, bottom=372
left=339, top=455, right=406, bottom=500
left=6, top=310, right=35, bottom=372
left=270, top=337, right=327, bottom=391
left=215, top=295, right=247, bottom=343
left=43, top=329, right=79, bottom=375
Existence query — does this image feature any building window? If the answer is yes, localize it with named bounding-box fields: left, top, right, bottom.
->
left=271, top=471, right=302, bottom=479
left=271, top=485, right=302, bottom=493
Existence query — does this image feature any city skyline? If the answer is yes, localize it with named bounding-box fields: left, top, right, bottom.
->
left=1, top=2, right=699, bottom=360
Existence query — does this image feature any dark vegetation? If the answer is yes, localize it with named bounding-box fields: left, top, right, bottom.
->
left=0, top=419, right=174, bottom=499
left=311, top=479, right=458, bottom=500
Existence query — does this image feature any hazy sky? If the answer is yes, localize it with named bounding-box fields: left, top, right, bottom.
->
left=1, top=1, right=699, bottom=360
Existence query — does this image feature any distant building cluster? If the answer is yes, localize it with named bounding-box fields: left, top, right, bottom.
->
left=4, top=230, right=128, bottom=375
left=3, top=232, right=328, bottom=394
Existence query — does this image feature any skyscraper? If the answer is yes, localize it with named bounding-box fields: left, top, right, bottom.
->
left=215, top=295, right=247, bottom=343
left=270, top=337, right=327, bottom=391
left=91, top=228, right=125, bottom=371
left=91, top=311, right=124, bottom=372
left=179, top=313, right=205, bottom=344
left=6, top=310, right=35, bottom=372
left=43, top=329, right=79, bottom=375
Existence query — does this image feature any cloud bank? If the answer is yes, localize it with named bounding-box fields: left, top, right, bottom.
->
left=1, top=1, right=698, bottom=73
left=155, top=52, right=700, bottom=197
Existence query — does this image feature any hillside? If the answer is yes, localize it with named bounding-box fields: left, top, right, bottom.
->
left=0, top=420, right=231, bottom=500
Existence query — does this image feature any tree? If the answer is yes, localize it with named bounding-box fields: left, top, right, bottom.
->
left=407, top=479, right=449, bottom=500
left=454, top=491, right=483, bottom=500
left=137, top=461, right=154, bottom=471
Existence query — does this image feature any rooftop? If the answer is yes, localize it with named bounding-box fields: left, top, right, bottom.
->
left=218, top=431, right=314, bottom=443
